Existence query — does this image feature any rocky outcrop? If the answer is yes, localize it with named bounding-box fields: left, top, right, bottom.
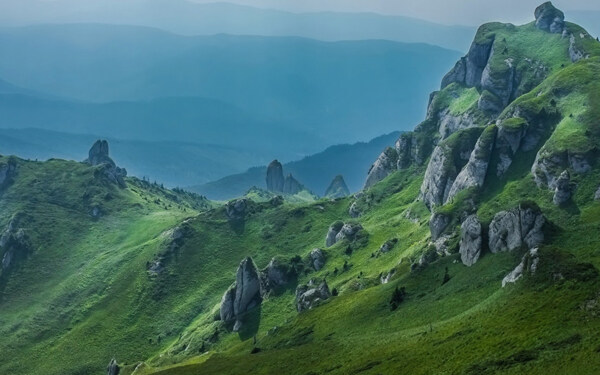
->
left=348, top=201, right=361, bottom=218
left=107, top=358, right=120, bottom=375
left=364, top=147, right=398, bottom=189
left=494, top=118, right=529, bottom=176
left=569, top=33, right=590, bottom=63
left=437, top=110, right=479, bottom=140
left=447, top=126, right=497, bottom=201
left=147, top=223, right=189, bottom=275
left=429, top=212, right=450, bottom=241
left=534, top=2, right=564, bottom=34
left=502, top=248, right=540, bottom=287
left=420, top=146, right=454, bottom=210
left=335, top=223, right=363, bottom=243
left=266, top=160, right=284, bottom=192
left=325, top=175, right=350, bottom=198
left=225, top=198, right=248, bottom=221
left=219, top=257, right=262, bottom=330
left=531, top=149, right=590, bottom=192
left=283, top=174, right=304, bottom=195
left=85, top=140, right=127, bottom=187
left=395, top=133, right=422, bottom=169
left=0, top=215, right=31, bottom=273
left=0, top=158, right=17, bottom=189
left=441, top=33, right=494, bottom=89
left=296, top=280, right=331, bottom=312
left=488, top=204, right=545, bottom=253
left=262, top=258, right=291, bottom=291
left=553, top=170, right=573, bottom=206
left=379, top=238, right=398, bottom=253
left=459, top=215, right=482, bottom=266
left=309, top=248, right=325, bottom=271
left=595, top=185, right=600, bottom=200
left=325, top=222, right=344, bottom=247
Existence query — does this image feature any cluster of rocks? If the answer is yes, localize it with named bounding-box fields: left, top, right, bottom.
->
left=0, top=215, right=31, bottom=274
left=85, top=140, right=127, bottom=187
left=502, top=248, right=540, bottom=287
left=266, top=160, right=306, bottom=195
left=220, top=257, right=264, bottom=331
left=325, top=222, right=363, bottom=247
left=324, top=175, right=350, bottom=199
left=225, top=198, right=248, bottom=221
left=296, top=279, right=331, bottom=312
left=458, top=203, right=545, bottom=267
left=531, top=149, right=586, bottom=206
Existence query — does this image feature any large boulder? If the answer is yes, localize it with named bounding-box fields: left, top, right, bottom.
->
left=459, top=215, right=482, bottom=266
left=107, top=358, right=120, bottom=375
left=85, top=140, right=127, bottom=187
left=534, top=2, right=564, bottom=34
left=553, top=170, right=573, bottom=206
left=325, top=221, right=344, bottom=247
left=502, top=248, right=540, bottom=287
left=262, top=258, right=291, bottom=291
left=488, top=204, right=545, bottom=253
left=219, top=257, right=262, bottom=330
left=296, top=280, right=331, bottom=312
left=364, top=147, right=398, bottom=189
left=225, top=198, right=248, bottom=221
left=266, top=160, right=284, bottom=192
left=324, top=175, right=350, bottom=198
left=309, top=248, right=325, bottom=271
left=335, top=223, right=363, bottom=243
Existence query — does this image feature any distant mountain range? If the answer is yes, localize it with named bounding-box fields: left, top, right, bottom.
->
left=0, top=0, right=475, bottom=51
left=190, top=131, right=400, bottom=200
left=0, top=24, right=461, bottom=164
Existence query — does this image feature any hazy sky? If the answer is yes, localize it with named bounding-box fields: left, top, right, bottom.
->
left=187, top=0, right=600, bottom=25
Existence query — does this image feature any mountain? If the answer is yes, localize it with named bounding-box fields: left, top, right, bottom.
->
left=0, top=25, right=461, bottom=156
left=191, top=132, right=400, bottom=200
left=0, top=0, right=475, bottom=51
left=2, top=3, right=600, bottom=375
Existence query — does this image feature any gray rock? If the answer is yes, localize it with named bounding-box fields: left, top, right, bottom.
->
left=225, top=198, right=248, bottom=221
left=263, top=258, right=290, bottom=289
left=395, top=133, right=419, bottom=169
left=380, top=270, right=396, bottom=284
left=325, top=222, right=344, bottom=247
left=282, top=174, right=304, bottom=195
left=532, top=150, right=591, bottom=190
left=309, top=248, right=325, bottom=271
left=502, top=248, right=540, bottom=287
left=442, top=35, right=494, bottom=88
left=335, top=223, right=363, bottom=243
left=437, top=109, right=478, bottom=140
left=0, top=158, right=17, bottom=188
left=0, top=216, right=30, bottom=272
left=420, top=145, right=454, bottom=210
left=296, top=280, right=331, bottom=312
left=364, top=147, right=398, bottom=189
left=219, top=257, right=262, bottom=325
left=459, top=215, right=482, bottom=266
left=348, top=201, right=361, bottom=218
left=534, top=2, right=565, bottom=34
left=107, top=358, right=120, bottom=375
left=595, top=186, right=600, bottom=200
left=266, top=160, right=284, bottom=192
left=495, top=118, right=528, bottom=176
left=553, top=170, right=573, bottom=206
left=429, top=212, right=450, bottom=241
left=447, top=126, right=497, bottom=200
left=324, top=175, right=350, bottom=198
left=569, top=33, right=589, bottom=63
left=379, top=238, right=398, bottom=253
left=488, top=205, right=545, bottom=253
left=480, top=49, right=516, bottom=112
left=85, top=140, right=127, bottom=187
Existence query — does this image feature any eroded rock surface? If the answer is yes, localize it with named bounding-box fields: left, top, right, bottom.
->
left=534, top=2, right=564, bottom=34
left=553, top=170, right=573, bottom=206
left=85, top=140, right=127, bottom=187
left=364, top=147, right=398, bottom=189
left=502, top=248, right=540, bottom=287
left=225, top=198, right=248, bottom=221
left=309, top=248, right=325, bottom=271
left=219, top=257, right=262, bottom=330
left=489, top=204, right=545, bottom=253
left=296, top=280, right=331, bottom=312
left=459, top=215, right=482, bottom=266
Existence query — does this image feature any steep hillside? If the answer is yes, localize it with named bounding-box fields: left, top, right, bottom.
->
left=2, top=3, right=600, bottom=375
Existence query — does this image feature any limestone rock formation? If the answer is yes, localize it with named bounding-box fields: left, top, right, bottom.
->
left=335, top=223, right=363, bottom=243
left=263, top=258, right=291, bottom=290
left=225, top=198, right=248, bottom=221
left=420, top=146, right=454, bottom=209
left=502, top=248, right=540, bottom=287
left=534, top=2, right=564, bottom=34
left=553, top=170, right=573, bottom=206
left=441, top=33, right=494, bottom=89
left=459, top=215, right=482, bottom=266
left=219, top=257, right=262, bottom=330
left=309, top=248, right=325, bottom=271
left=488, top=204, right=545, bottom=253
left=429, top=212, right=450, bottom=241
left=266, top=160, right=284, bottom=193
left=282, top=174, right=304, bottom=195
left=447, top=126, right=497, bottom=201
left=364, top=147, right=398, bottom=189
left=324, top=175, right=350, bottom=198
left=325, top=221, right=344, bottom=247
left=107, top=358, right=120, bottom=375
left=0, top=215, right=31, bottom=273
left=296, top=280, right=331, bottom=312
left=348, top=201, right=361, bottom=218
left=85, top=140, right=127, bottom=187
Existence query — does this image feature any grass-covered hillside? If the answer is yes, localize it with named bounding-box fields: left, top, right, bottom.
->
left=1, top=3, right=600, bottom=375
